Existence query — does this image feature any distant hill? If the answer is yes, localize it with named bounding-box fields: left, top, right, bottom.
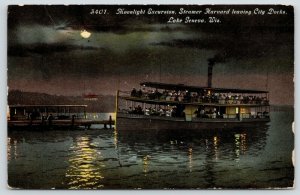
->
left=8, top=90, right=115, bottom=112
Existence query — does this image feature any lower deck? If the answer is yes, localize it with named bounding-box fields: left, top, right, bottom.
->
left=116, top=112, right=270, bottom=130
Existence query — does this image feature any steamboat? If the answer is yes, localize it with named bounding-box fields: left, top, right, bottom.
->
left=115, top=61, right=270, bottom=130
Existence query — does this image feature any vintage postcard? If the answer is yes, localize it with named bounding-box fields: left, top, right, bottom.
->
left=7, top=5, right=294, bottom=189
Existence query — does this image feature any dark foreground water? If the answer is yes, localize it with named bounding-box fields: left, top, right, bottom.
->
left=7, top=109, right=294, bottom=189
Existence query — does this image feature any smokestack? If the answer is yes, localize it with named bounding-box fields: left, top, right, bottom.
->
left=207, top=59, right=215, bottom=88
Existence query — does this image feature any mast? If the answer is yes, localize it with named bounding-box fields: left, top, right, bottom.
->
left=207, top=59, right=215, bottom=88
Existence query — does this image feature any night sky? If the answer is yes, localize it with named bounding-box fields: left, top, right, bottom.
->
left=7, top=5, right=294, bottom=105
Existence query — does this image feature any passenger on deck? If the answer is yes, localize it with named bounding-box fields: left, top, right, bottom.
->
left=212, top=112, right=217, bottom=119
left=166, top=109, right=172, bottom=117
left=158, top=107, right=165, bottom=116
left=145, top=108, right=150, bottom=116
left=200, top=109, right=205, bottom=118
left=154, top=89, right=162, bottom=99
left=160, top=90, right=167, bottom=100
left=137, top=89, right=143, bottom=98
left=148, top=90, right=156, bottom=100
left=135, top=105, right=143, bottom=115
left=183, top=92, right=191, bottom=102
left=171, top=107, right=177, bottom=117
left=131, top=88, right=137, bottom=97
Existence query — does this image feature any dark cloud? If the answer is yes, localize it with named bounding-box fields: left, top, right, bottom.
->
left=157, top=29, right=292, bottom=55
left=152, top=28, right=293, bottom=71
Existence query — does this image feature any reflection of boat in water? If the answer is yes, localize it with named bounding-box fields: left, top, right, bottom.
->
left=116, top=82, right=270, bottom=130
left=117, top=126, right=269, bottom=152
left=116, top=127, right=269, bottom=159
left=115, top=126, right=269, bottom=185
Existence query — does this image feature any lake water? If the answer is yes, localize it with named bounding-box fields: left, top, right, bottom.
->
left=7, top=108, right=294, bottom=189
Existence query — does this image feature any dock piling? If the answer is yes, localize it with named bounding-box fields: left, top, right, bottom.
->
left=41, top=116, right=45, bottom=127
left=71, top=115, right=75, bottom=128
left=109, top=115, right=112, bottom=129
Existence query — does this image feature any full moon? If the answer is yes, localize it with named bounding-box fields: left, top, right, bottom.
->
left=80, top=30, right=91, bottom=39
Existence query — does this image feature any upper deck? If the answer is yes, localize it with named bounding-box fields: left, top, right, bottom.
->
left=121, top=82, right=269, bottom=107
left=140, top=82, right=269, bottom=94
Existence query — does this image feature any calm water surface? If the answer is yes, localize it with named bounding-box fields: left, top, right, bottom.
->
left=7, top=109, right=294, bottom=189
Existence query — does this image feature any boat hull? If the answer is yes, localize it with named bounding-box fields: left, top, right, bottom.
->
left=116, top=113, right=270, bottom=131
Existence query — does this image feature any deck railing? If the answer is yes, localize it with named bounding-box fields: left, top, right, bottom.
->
left=120, top=95, right=269, bottom=106
left=117, top=112, right=185, bottom=121
left=118, top=111, right=270, bottom=121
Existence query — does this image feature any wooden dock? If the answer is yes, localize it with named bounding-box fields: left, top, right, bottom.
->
left=8, top=118, right=115, bottom=130
left=7, top=104, right=115, bottom=130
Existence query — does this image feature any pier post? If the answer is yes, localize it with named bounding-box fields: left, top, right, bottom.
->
left=109, top=115, right=112, bottom=129
left=48, top=114, right=53, bottom=127
left=41, top=116, right=45, bottom=127
left=71, top=115, right=75, bottom=128
left=30, top=116, right=33, bottom=126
